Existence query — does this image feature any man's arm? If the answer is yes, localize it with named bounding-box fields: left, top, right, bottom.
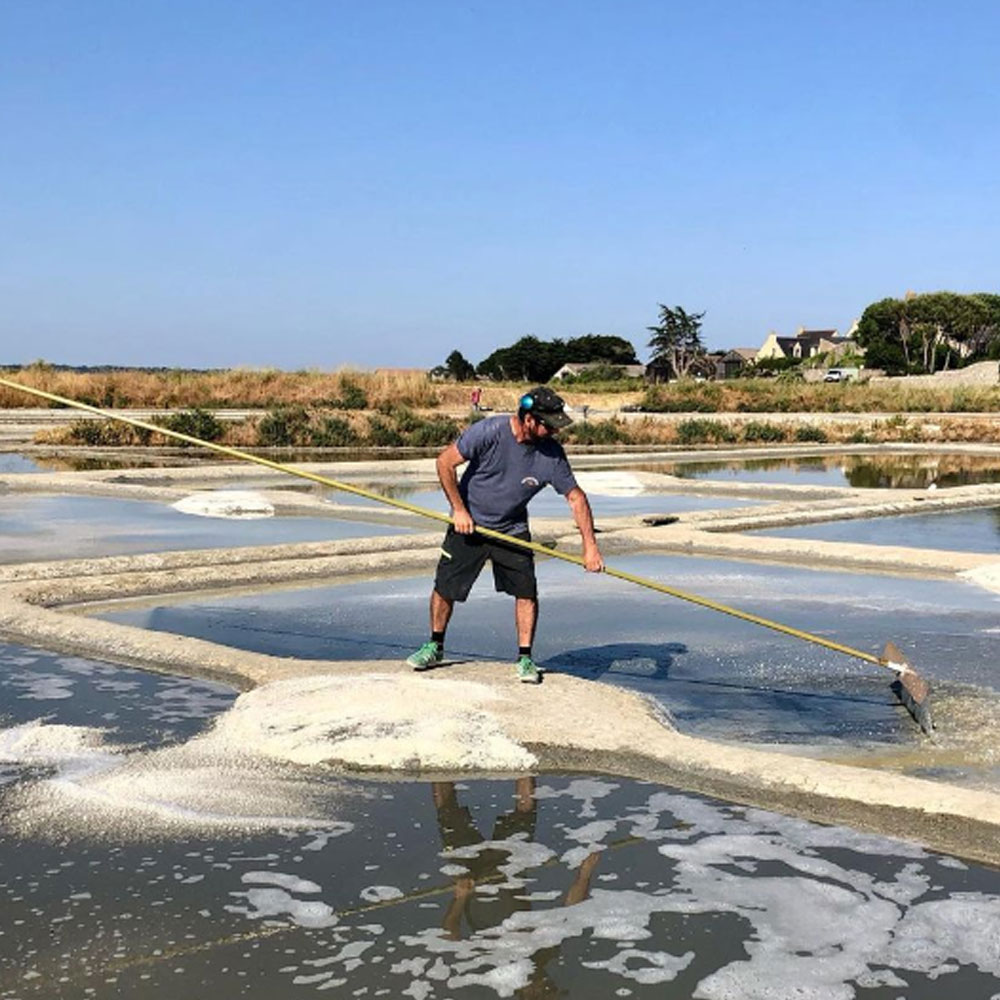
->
left=565, top=486, right=604, bottom=572
left=436, top=442, right=474, bottom=534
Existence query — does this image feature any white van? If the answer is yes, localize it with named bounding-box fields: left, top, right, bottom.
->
left=824, top=367, right=858, bottom=383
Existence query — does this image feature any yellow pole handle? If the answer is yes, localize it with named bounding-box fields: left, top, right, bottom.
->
left=0, top=375, right=886, bottom=669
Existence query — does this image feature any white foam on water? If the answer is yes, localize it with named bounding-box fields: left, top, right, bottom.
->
left=886, top=894, right=1000, bottom=977
left=534, top=778, right=619, bottom=818
left=443, top=834, right=556, bottom=892
left=226, top=885, right=339, bottom=928
left=9, top=672, right=75, bottom=700
left=172, top=490, right=275, bottom=519
left=583, top=947, right=695, bottom=984
left=381, top=790, right=1000, bottom=1000
left=242, top=870, right=322, bottom=894
left=360, top=885, right=404, bottom=903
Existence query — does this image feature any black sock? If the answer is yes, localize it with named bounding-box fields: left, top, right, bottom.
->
left=431, top=631, right=445, bottom=648
left=518, top=646, right=531, bottom=658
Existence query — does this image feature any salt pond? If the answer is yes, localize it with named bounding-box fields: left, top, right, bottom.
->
left=756, top=506, right=1000, bottom=554
left=5, top=450, right=1000, bottom=996
left=0, top=454, right=41, bottom=475
left=329, top=483, right=764, bottom=518
left=100, top=553, right=1000, bottom=766
left=0, top=495, right=408, bottom=563
left=639, top=452, right=1000, bottom=490
left=3, top=642, right=1000, bottom=999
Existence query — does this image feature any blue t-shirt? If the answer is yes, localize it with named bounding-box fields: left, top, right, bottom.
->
left=455, top=415, right=578, bottom=534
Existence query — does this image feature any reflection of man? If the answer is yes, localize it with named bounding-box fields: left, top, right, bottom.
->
left=406, top=386, right=604, bottom=683
left=432, top=778, right=601, bottom=998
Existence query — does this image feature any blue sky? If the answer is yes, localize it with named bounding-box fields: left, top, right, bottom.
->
left=2, top=1, right=998, bottom=370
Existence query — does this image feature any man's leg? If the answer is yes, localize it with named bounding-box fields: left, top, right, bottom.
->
left=514, top=596, right=537, bottom=649
left=514, top=596, right=541, bottom=683
left=431, top=589, right=454, bottom=633
left=407, top=590, right=452, bottom=670
left=409, top=530, right=485, bottom=670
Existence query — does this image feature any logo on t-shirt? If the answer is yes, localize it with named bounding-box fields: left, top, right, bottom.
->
left=521, top=476, right=540, bottom=487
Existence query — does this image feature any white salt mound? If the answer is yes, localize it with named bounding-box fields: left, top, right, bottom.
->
left=959, top=562, right=1000, bottom=596
left=574, top=471, right=646, bottom=497
left=212, top=674, right=537, bottom=772
left=172, top=490, right=275, bottom=519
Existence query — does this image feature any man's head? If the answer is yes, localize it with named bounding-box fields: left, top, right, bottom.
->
left=517, top=386, right=573, bottom=435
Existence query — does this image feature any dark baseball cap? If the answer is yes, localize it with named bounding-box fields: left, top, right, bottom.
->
left=521, top=385, right=573, bottom=430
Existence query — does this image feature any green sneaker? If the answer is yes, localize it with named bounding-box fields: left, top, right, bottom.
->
left=407, top=641, right=443, bottom=671
left=515, top=655, right=541, bottom=684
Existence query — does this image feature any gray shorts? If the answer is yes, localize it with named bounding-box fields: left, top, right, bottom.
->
left=434, top=528, right=536, bottom=601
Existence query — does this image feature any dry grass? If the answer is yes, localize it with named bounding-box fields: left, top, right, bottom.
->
left=3, top=367, right=999, bottom=421
left=641, top=378, right=1000, bottom=414
left=0, top=366, right=441, bottom=410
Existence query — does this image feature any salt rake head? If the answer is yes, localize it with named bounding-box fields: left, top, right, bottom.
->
left=883, top=641, right=934, bottom=736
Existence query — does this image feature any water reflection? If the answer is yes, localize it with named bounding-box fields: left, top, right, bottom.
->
left=661, top=453, right=1000, bottom=489
left=434, top=777, right=603, bottom=999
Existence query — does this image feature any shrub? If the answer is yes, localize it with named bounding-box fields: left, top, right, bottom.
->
left=675, top=419, right=737, bottom=445
left=329, top=380, right=369, bottom=410
left=156, top=408, right=224, bottom=444
left=640, top=382, right=721, bottom=413
left=65, top=418, right=152, bottom=446
left=404, top=416, right=459, bottom=447
left=742, top=421, right=786, bottom=443
left=566, top=419, right=630, bottom=445
left=310, top=416, right=360, bottom=447
left=257, top=405, right=311, bottom=447
left=365, top=416, right=404, bottom=446
left=794, top=425, right=829, bottom=443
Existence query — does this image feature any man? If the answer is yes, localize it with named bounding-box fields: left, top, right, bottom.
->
left=405, top=385, right=604, bottom=683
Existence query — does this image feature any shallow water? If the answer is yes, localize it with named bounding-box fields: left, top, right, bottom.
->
left=100, top=554, right=1000, bottom=761
left=647, top=453, right=1000, bottom=490
left=0, top=453, right=41, bottom=474
left=0, top=495, right=409, bottom=563
left=3, top=642, right=1000, bottom=999
left=757, top=506, right=1000, bottom=554
left=334, top=484, right=764, bottom=519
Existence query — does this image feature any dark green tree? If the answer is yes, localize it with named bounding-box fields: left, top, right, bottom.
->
left=474, top=333, right=639, bottom=381
left=563, top=334, right=639, bottom=365
left=476, top=336, right=563, bottom=382
left=646, top=305, right=706, bottom=379
left=443, top=349, right=475, bottom=381
left=855, top=291, right=1000, bottom=374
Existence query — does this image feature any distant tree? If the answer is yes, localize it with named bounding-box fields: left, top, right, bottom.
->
left=855, top=291, right=1000, bottom=374
left=563, top=334, right=639, bottom=365
left=476, top=336, right=563, bottom=382
left=443, top=349, right=475, bottom=381
left=646, top=305, right=706, bottom=379
left=475, top=334, right=638, bottom=382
